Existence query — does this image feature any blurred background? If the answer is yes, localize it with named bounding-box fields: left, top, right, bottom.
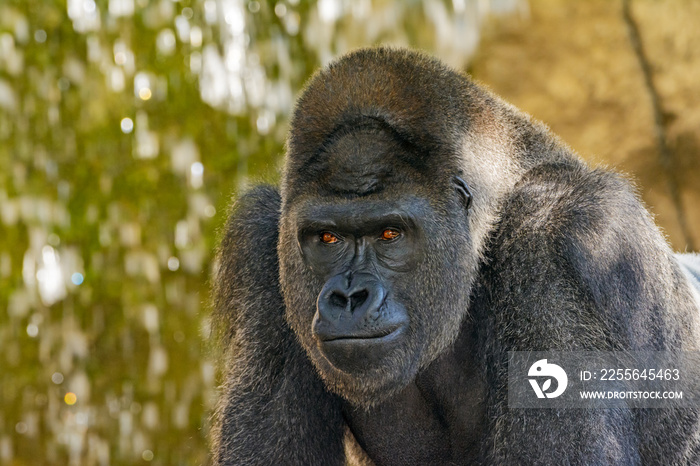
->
left=0, top=0, right=698, bottom=464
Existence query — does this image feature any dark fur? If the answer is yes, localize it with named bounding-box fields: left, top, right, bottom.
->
left=210, top=48, right=700, bottom=465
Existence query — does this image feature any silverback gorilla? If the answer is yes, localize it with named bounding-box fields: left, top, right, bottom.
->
left=210, top=48, right=700, bottom=465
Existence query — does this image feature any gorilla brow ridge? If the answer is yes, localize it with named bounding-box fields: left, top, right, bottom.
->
left=300, top=114, right=422, bottom=177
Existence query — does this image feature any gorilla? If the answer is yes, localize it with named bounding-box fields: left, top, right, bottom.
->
left=210, top=47, right=700, bottom=465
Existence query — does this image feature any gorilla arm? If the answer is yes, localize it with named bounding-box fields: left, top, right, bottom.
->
left=473, top=162, right=699, bottom=464
left=210, top=186, right=346, bottom=465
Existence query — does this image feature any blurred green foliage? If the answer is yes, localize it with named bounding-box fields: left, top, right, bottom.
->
left=0, top=0, right=517, bottom=464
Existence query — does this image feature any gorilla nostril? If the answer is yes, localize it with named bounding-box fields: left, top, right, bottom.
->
left=350, top=289, right=369, bottom=311
left=329, top=291, right=348, bottom=309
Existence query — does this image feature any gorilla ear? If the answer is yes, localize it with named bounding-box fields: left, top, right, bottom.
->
left=453, top=176, right=473, bottom=211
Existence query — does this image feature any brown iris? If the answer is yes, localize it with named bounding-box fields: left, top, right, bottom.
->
left=380, top=229, right=400, bottom=241
left=320, top=232, right=339, bottom=244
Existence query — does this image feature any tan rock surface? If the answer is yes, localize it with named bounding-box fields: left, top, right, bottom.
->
left=472, top=0, right=700, bottom=251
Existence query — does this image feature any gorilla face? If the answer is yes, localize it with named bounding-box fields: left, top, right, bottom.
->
left=299, top=195, right=425, bottom=370
left=279, top=125, right=477, bottom=406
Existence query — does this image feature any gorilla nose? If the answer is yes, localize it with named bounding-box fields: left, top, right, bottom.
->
left=315, top=274, right=388, bottom=339
left=329, top=288, right=369, bottom=314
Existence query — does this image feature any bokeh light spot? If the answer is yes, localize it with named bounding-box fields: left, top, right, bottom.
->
left=27, top=324, right=39, bottom=338
left=138, top=88, right=152, bottom=100
left=34, top=30, right=47, bottom=43
left=121, top=117, right=134, bottom=133
left=167, top=256, right=180, bottom=271
left=190, top=162, right=204, bottom=188
left=64, top=392, right=77, bottom=405
left=191, top=162, right=203, bottom=176
left=71, top=272, right=84, bottom=285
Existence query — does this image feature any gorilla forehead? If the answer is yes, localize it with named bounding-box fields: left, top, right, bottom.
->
left=286, top=115, right=459, bottom=203
left=282, top=48, right=478, bottom=204
left=286, top=48, right=473, bottom=163
left=311, top=127, right=414, bottom=197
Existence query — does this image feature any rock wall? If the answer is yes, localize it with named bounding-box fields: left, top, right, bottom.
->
left=472, top=0, right=700, bottom=251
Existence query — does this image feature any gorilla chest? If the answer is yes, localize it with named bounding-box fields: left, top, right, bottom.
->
left=343, top=358, right=486, bottom=465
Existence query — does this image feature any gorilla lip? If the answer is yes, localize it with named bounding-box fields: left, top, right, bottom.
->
left=316, top=324, right=406, bottom=344
left=316, top=325, right=407, bottom=374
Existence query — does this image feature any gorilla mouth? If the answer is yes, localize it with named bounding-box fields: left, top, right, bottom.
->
left=317, top=324, right=407, bottom=373
left=319, top=324, right=405, bottom=343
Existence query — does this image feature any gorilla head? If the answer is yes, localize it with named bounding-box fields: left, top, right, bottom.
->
left=277, top=49, right=483, bottom=405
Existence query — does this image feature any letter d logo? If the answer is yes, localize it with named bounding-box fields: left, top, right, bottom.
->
left=528, top=359, right=568, bottom=399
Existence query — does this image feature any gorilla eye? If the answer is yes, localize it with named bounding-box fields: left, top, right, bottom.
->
left=380, top=229, right=401, bottom=241
left=320, top=232, right=340, bottom=244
